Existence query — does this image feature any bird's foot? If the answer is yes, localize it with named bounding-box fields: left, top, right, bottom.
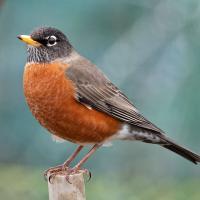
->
left=44, top=164, right=69, bottom=182
left=44, top=165, right=91, bottom=184
left=69, top=167, right=92, bottom=182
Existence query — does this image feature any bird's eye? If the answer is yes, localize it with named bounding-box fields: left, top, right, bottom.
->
left=47, top=35, right=57, bottom=46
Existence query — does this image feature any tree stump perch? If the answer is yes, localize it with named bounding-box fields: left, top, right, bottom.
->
left=47, top=172, right=86, bottom=200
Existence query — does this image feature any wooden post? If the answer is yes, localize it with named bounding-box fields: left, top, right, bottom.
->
left=47, top=172, right=86, bottom=200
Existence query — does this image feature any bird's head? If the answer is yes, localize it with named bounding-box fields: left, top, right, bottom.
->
left=18, top=27, right=72, bottom=63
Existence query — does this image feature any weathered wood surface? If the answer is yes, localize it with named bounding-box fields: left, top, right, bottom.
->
left=48, top=172, right=86, bottom=200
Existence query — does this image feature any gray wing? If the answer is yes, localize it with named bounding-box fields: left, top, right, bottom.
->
left=66, top=58, right=163, bottom=134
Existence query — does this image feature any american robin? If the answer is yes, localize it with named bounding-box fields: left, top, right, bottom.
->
left=18, top=27, right=200, bottom=178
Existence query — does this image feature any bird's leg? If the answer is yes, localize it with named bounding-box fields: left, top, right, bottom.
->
left=44, top=145, right=84, bottom=181
left=69, top=144, right=101, bottom=177
left=62, top=145, right=84, bottom=169
left=46, top=144, right=101, bottom=183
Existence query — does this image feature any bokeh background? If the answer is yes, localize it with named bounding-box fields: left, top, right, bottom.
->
left=0, top=0, right=200, bottom=199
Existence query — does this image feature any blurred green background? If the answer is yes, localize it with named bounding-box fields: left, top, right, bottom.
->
left=0, top=0, right=200, bottom=199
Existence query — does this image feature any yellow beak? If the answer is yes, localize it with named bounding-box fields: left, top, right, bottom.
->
left=17, top=35, right=41, bottom=47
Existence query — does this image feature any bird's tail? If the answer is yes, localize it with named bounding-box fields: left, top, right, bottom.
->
left=159, top=136, right=200, bottom=164
left=121, top=124, right=200, bottom=164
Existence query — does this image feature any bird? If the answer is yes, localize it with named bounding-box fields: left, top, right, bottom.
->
left=18, top=27, right=200, bottom=179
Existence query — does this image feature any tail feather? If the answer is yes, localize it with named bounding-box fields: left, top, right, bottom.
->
left=160, top=136, right=200, bottom=164
left=120, top=124, right=200, bottom=164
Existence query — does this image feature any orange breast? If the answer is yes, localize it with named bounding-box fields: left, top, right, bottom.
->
left=23, top=62, right=121, bottom=144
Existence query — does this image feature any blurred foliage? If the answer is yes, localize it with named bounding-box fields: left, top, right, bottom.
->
left=0, top=164, right=200, bottom=200
left=0, top=0, right=200, bottom=199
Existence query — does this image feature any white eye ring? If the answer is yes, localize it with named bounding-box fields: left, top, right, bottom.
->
left=47, top=35, right=57, bottom=46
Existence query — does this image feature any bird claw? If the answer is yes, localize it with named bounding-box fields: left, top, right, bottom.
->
left=48, top=173, right=57, bottom=184
left=69, top=167, right=92, bottom=182
left=80, top=168, right=92, bottom=182
left=44, top=165, right=92, bottom=184
left=44, top=164, right=68, bottom=182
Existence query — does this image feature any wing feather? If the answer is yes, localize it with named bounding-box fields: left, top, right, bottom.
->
left=66, top=59, right=163, bottom=134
